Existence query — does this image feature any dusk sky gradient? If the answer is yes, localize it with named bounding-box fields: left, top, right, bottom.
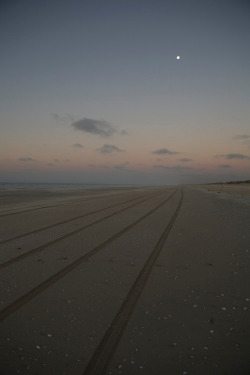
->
left=1, top=0, right=249, bottom=185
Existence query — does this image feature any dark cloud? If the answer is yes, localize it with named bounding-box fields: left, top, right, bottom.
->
left=120, top=130, right=128, bottom=135
left=152, top=148, right=180, bottom=155
left=51, top=112, right=61, bottom=121
left=178, top=158, right=192, bottom=162
left=47, top=163, right=54, bottom=167
left=72, top=118, right=116, bottom=137
left=216, top=153, right=250, bottom=160
left=18, top=157, right=36, bottom=162
left=218, top=164, right=231, bottom=168
left=73, top=143, right=84, bottom=148
left=96, top=144, right=124, bottom=153
left=51, top=113, right=74, bottom=122
left=114, top=162, right=129, bottom=170
left=233, top=134, right=250, bottom=140
left=233, top=134, right=250, bottom=148
left=54, top=159, right=59, bottom=162
left=153, top=165, right=193, bottom=171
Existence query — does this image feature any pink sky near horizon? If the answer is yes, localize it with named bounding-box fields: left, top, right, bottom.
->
left=0, top=0, right=249, bottom=185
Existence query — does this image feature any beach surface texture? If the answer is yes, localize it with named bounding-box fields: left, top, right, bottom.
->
left=0, top=184, right=250, bottom=374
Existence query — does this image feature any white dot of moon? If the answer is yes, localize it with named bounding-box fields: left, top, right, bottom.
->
left=177, top=56, right=180, bottom=60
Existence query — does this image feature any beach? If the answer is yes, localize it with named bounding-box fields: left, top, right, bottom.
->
left=0, top=184, right=250, bottom=374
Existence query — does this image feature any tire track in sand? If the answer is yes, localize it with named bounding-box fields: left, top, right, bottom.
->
left=0, top=190, right=177, bottom=322
left=0, top=191, right=166, bottom=269
left=83, top=189, right=183, bottom=375
left=0, top=190, right=157, bottom=245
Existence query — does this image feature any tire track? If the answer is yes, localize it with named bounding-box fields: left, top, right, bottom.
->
left=0, top=189, right=146, bottom=218
left=83, top=189, right=183, bottom=375
left=0, top=190, right=169, bottom=269
left=0, top=197, right=97, bottom=217
left=0, top=189, right=177, bottom=322
left=0, top=191, right=157, bottom=245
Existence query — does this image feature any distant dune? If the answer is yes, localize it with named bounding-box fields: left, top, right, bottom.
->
left=210, top=180, right=250, bottom=185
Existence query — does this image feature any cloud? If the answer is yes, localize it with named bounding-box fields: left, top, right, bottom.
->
left=153, top=165, right=193, bottom=171
left=120, top=130, right=128, bottom=135
left=18, top=158, right=36, bottom=162
left=152, top=148, right=180, bottom=155
left=218, top=164, right=231, bottom=168
left=233, top=134, right=250, bottom=148
left=54, top=159, right=59, bottom=162
left=51, top=112, right=61, bottom=121
left=47, top=163, right=54, bottom=167
left=72, top=118, right=116, bottom=137
left=73, top=143, right=84, bottom=148
left=216, top=153, right=250, bottom=160
left=114, top=162, right=129, bottom=170
left=178, top=158, right=192, bottom=162
left=88, top=164, right=110, bottom=169
left=96, top=144, right=124, bottom=153
left=51, top=113, right=74, bottom=122
left=233, top=134, right=250, bottom=140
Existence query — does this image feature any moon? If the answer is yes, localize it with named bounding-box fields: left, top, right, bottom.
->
left=176, top=56, right=180, bottom=60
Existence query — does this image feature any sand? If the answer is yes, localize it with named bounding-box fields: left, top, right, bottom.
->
left=0, top=185, right=250, bottom=374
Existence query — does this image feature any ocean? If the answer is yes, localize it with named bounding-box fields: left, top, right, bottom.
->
left=0, top=182, right=127, bottom=193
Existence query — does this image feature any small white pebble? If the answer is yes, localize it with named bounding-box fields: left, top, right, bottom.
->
left=36, top=346, right=40, bottom=350
left=221, top=307, right=227, bottom=310
left=246, top=298, right=250, bottom=302
left=210, top=330, right=214, bottom=334
left=47, top=334, right=52, bottom=338
left=193, top=304, right=198, bottom=308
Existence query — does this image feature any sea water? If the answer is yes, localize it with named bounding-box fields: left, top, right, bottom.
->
left=0, top=182, right=125, bottom=193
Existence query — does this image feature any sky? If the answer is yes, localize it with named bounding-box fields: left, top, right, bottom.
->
left=0, top=0, right=249, bottom=185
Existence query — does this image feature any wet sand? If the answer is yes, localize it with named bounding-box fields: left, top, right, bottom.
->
left=0, top=185, right=250, bottom=374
